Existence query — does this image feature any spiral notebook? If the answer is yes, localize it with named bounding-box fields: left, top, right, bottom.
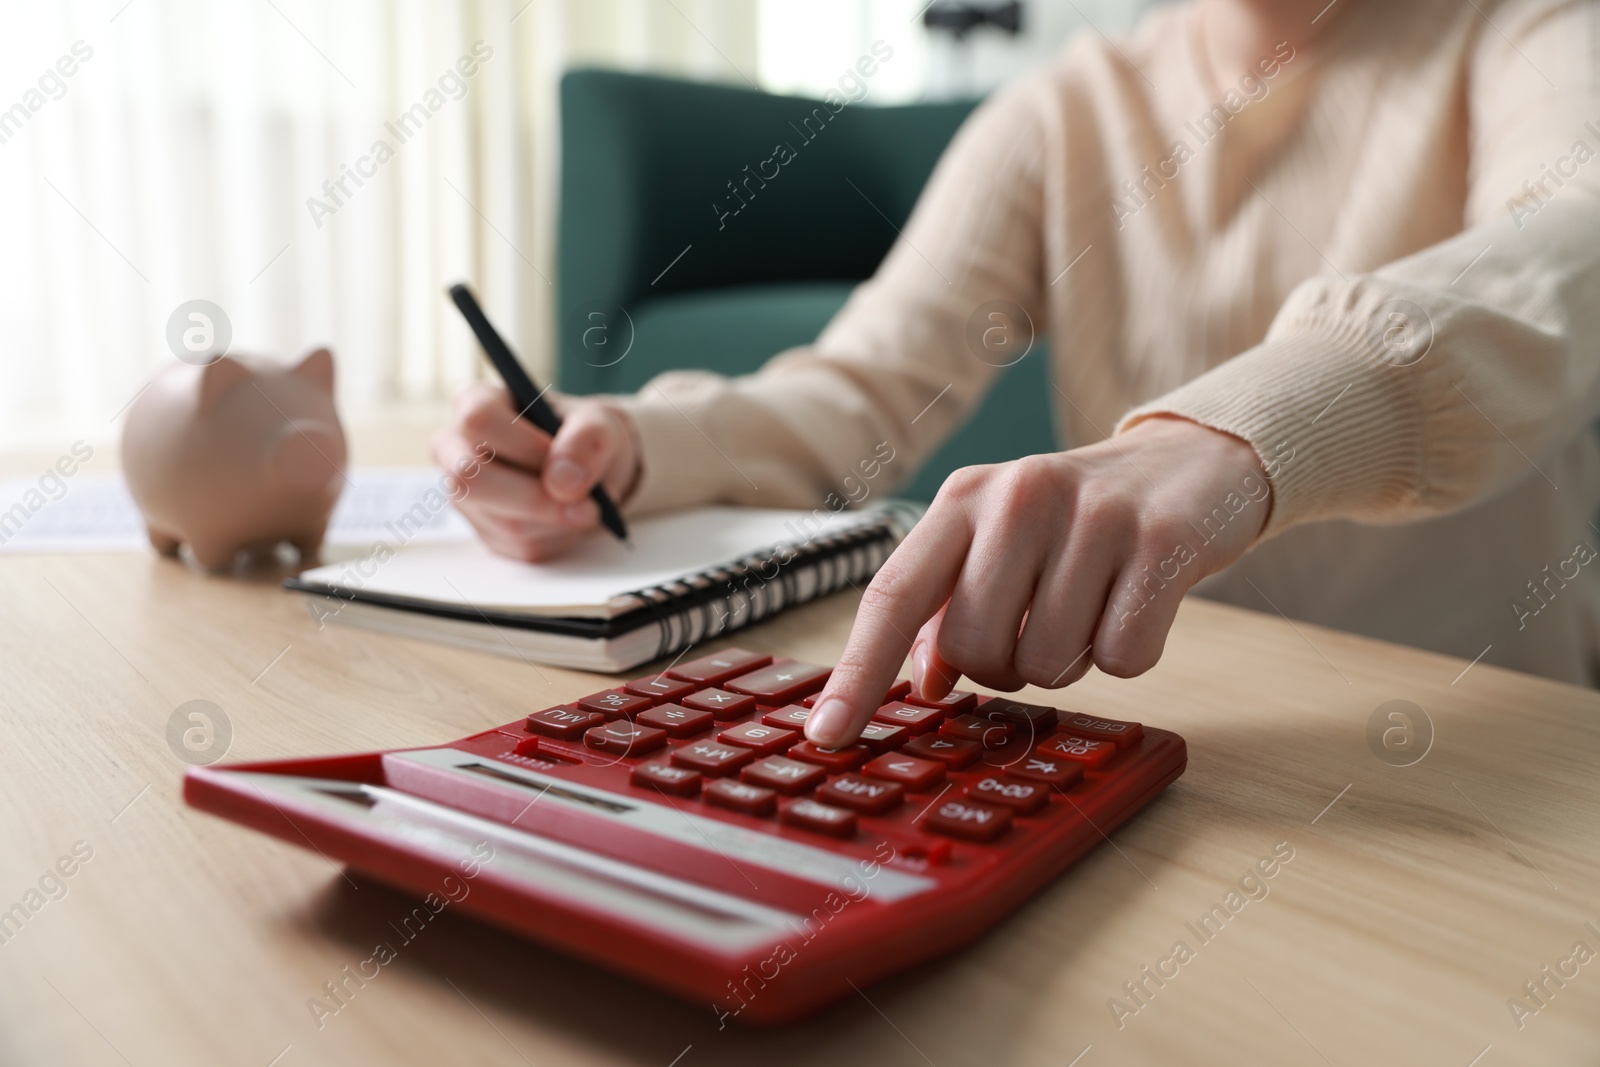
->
left=285, top=504, right=914, bottom=672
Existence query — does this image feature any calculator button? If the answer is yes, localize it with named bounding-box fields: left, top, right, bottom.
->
left=624, top=674, right=698, bottom=703
left=862, top=753, right=945, bottom=792
left=631, top=762, right=702, bottom=797
left=788, top=741, right=870, bottom=772
left=704, top=779, right=777, bottom=816
left=681, top=688, right=757, bottom=721
left=903, top=734, right=981, bottom=768
left=671, top=741, right=755, bottom=776
left=740, top=756, right=827, bottom=795
left=885, top=835, right=953, bottom=867
left=724, top=660, right=832, bottom=704
left=781, top=798, right=857, bottom=838
left=636, top=703, right=715, bottom=738
left=577, top=689, right=653, bottom=720
left=719, top=722, right=798, bottom=755
left=857, top=722, right=911, bottom=754
left=904, top=689, right=977, bottom=716
left=1037, top=734, right=1116, bottom=770
left=1007, top=753, right=1085, bottom=788
left=871, top=702, right=944, bottom=735
left=667, top=648, right=773, bottom=686
left=762, top=706, right=812, bottom=730
left=923, top=798, right=1013, bottom=842
left=965, top=774, right=1049, bottom=815
left=981, top=698, right=1058, bottom=733
left=584, top=720, right=667, bottom=757
left=525, top=706, right=606, bottom=740
left=803, top=683, right=905, bottom=707
left=1059, top=712, right=1144, bottom=749
left=816, top=774, right=905, bottom=815
left=939, top=714, right=1013, bottom=748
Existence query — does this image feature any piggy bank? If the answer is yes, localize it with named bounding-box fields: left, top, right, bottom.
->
left=121, top=349, right=346, bottom=570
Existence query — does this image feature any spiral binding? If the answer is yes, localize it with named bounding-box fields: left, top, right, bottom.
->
left=638, top=505, right=920, bottom=662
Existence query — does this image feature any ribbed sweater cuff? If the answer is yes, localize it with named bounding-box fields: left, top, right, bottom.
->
left=613, top=385, right=736, bottom=516
left=1116, top=310, right=1426, bottom=538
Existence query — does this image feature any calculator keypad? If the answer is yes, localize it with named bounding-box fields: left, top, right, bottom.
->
left=208, top=643, right=1184, bottom=1028
left=505, top=648, right=1150, bottom=850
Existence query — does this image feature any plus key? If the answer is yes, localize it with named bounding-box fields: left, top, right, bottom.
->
left=724, top=660, right=831, bottom=705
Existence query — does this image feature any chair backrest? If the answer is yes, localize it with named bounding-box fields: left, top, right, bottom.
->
left=557, top=69, right=978, bottom=394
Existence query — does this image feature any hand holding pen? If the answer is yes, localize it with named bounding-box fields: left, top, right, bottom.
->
left=433, top=283, right=640, bottom=559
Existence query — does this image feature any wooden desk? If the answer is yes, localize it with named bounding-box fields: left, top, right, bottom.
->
left=3, top=550, right=1598, bottom=1066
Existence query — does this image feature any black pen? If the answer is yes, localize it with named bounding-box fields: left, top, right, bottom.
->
left=447, top=282, right=630, bottom=544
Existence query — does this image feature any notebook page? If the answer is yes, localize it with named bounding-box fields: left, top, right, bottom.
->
left=296, top=506, right=883, bottom=618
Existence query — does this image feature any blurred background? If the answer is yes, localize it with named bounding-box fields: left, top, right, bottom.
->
left=0, top=0, right=1157, bottom=460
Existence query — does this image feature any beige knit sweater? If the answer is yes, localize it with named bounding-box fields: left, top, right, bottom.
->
left=615, top=0, right=1600, bottom=686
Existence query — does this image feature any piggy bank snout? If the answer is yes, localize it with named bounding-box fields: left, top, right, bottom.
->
left=271, top=421, right=345, bottom=492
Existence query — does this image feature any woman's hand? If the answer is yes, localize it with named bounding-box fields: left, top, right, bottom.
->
left=431, top=383, right=641, bottom=561
left=805, top=417, right=1272, bottom=747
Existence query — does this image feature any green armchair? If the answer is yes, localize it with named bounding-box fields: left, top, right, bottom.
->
left=556, top=69, right=1056, bottom=501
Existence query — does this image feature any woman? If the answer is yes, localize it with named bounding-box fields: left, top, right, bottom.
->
left=434, top=0, right=1600, bottom=748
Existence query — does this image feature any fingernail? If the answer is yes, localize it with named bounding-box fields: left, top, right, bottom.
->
left=912, top=641, right=930, bottom=693
left=547, top=457, right=585, bottom=496
left=807, top=697, right=850, bottom=746
left=562, top=502, right=591, bottom=526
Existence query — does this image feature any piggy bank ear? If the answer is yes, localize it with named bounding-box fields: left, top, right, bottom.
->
left=198, top=356, right=252, bottom=410
left=292, top=347, right=335, bottom=393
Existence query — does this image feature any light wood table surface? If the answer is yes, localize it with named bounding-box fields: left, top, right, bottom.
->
left=2, top=546, right=1598, bottom=1066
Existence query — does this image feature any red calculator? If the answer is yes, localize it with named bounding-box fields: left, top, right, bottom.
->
left=185, top=647, right=1185, bottom=1024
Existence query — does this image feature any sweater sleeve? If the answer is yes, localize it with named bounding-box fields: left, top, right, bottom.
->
left=1118, top=0, right=1600, bottom=537
left=611, top=74, right=1051, bottom=515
